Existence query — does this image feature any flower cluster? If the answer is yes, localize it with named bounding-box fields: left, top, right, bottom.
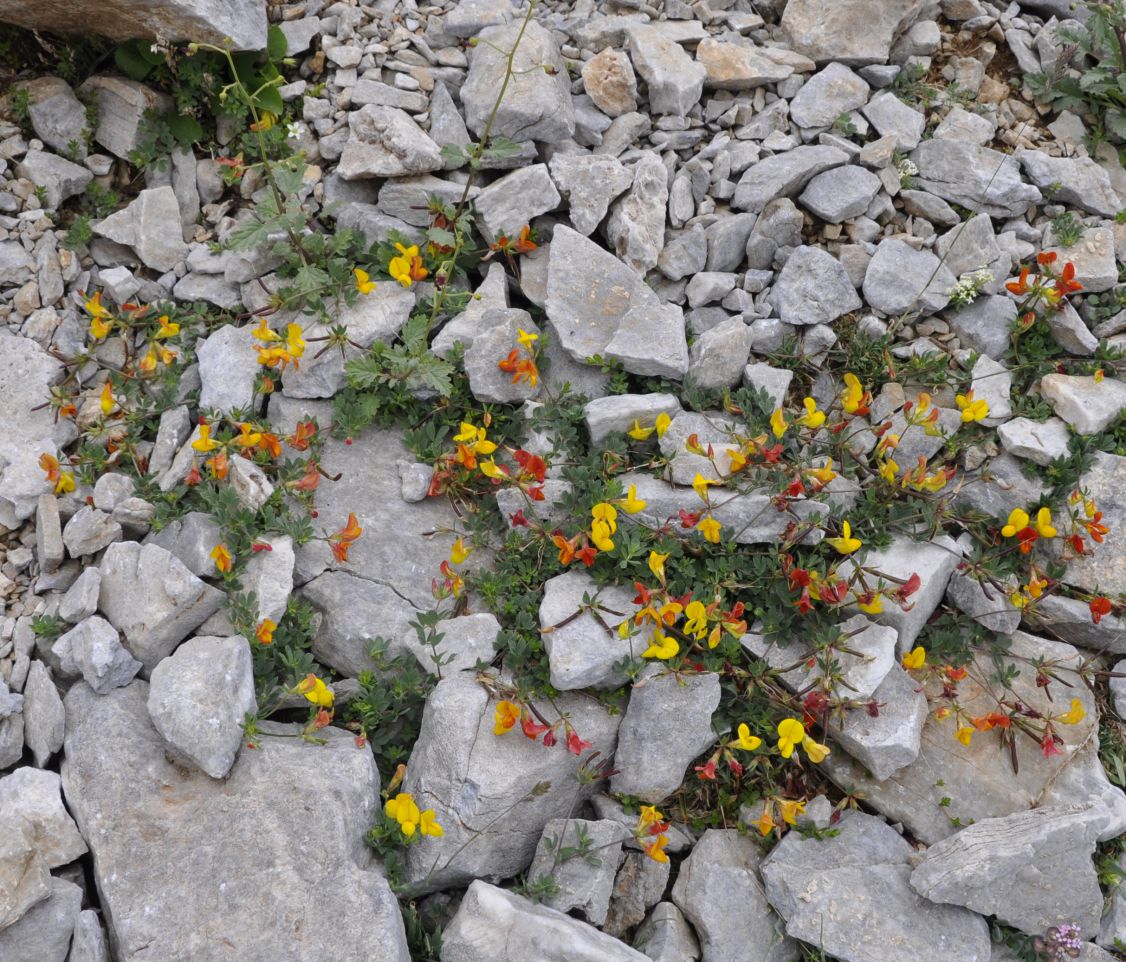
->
left=497, top=328, right=540, bottom=388
left=385, top=792, right=443, bottom=838
left=947, top=268, right=994, bottom=307
left=635, top=805, right=671, bottom=863
left=492, top=697, right=592, bottom=755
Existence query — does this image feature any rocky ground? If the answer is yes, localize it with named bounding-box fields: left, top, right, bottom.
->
left=4, top=0, right=1126, bottom=960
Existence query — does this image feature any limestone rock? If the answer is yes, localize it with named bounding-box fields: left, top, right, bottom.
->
left=781, top=0, right=925, bottom=65
left=92, top=186, right=188, bottom=272
left=0, top=877, right=82, bottom=962
left=771, top=245, right=862, bottom=325
left=627, top=25, right=706, bottom=118
left=909, top=140, right=1041, bottom=218
left=338, top=105, right=443, bottom=179
left=582, top=48, right=638, bottom=117
left=52, top=616, right=140, bottom=694
left=1040, top=374, right=1126, bottom=435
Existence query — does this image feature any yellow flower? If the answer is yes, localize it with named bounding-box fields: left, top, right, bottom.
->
left=389, top=243, right=423, bottom=288
left=801, top=736, right=830, bottom=763
left=776, top=718, right=805, bottom=758
left=878, top=458, right=899, bottom=483
left=643, top=835, right=670, bottom=862
left=450, top=537, right=470, bottom=565
left=955, top=392, right=989, bottom=423
left=353, top=267, right=376, bottom=295
left=494, top=700, right=519, bottom=734
left=99, top=382, right=116, bottom=416
left=841, top=372, right=865, bottom=414
left=825, top=520, right=862, bottom=555
left=683, top=600, right=708, bottom=638
left=138, top=344, right=159, bottom=377
left=297, top=673, right=334, bottom=707
left=691, top=473, right=714, bottom=502
left=857, top=593, right=884, bottom=615
left=253, top=316, right=281, bottom=342
left=642, top=629, right=679, bottom=660
left=192, top=422, right=220, bottom=453
left=955, top=726, right=974, bottom=746
left=935, top=707, right=952, bottom=721
left=778, top=798, right=806, bottom=825
left=628, top=419, right=654, bottom=440
left=1027, top=570, right=1048, bottom=600
left=232, top=422, right=262, bottom=449
left=210, top=543, right=233, bottom=573
left=809, top=458, right=836, bottom=485
left=385, top=792, right=421, bottom=835
left=795, top=397, right=825, bottom=430
left=55, top=471, right=75, bottom=495
left=655, top=412, right=672, bottom=437
left=648, top=551, right=669, bottom=583
left=285, top=323, right=305, bottom=361
left=592, top=502, right=618, bottom=534
left=902, top=646, right=926, bottom=670
left=1095, top=368, right=1105, bottom=383
left=618, top=484, right=646, bottom=514
left=454, top=422, right=497, bottom=455
left=251, top=110, right=277, bottom=131
left=1057, top=698, right=1086, bottom=725
left=1035, top=507, right=1056, bottom=538
left=697, top=516, right=721, bottom=543
left=755, top=805, right=776, bottom=837
left=590, top=518, right=615, bottom=552
left=517, top=328, right=538, bottom=350
left=770, top=407, right=788, bottom=439
left=736, top=723, right=761, bottom=751
left=90, top=314, right=112, bottom=341
left=1001, top=508, right=1029, bottom=538
left=256, top=619, right=276, bottom=645
left=1010, top=589, right=1030, bottom=609
left=85, top=290, right=111, bottom=319
left=418, top=809, right=444, bottom=837
left=156, top=315, right=180, bottom=338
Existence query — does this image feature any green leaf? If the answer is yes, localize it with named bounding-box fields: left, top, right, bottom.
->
left=226, top=216, right=273, bottom=252
left=426, top=226, right=457, bottom=248
left=440, top=143, right=466, bottom=167
left=482, top=136, right=522, bottom=159
left=166, top=113, right=204, bottom=145
left=267, top=24, right=288, bottom=61
left=114, top=42, right=156, bottom=81
left=1107, top=109, right=1126, bottom=141
left=255, top=85, right=285, bottom=117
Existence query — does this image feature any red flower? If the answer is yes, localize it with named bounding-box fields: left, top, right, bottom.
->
left=566, top=726, right=592, bottom=756
left=946, top=666, right=968, bottom=682
left=510, top=509, right=529, bottom=527
left=1041, top=732, right=1063, bottom=757
left=1068, top=534, right=1087, bottom=556
left=762, top=444, right=783, bottom=463
left=1091, top=596, right=1113, bottom=624
left=694, top=759, right=717, bottom=780
left=521, top=715, right=551, bottom=740
left=894, top=573, right=921, bottom=603
left=678, top=509, right=701, bottom=528
left=575, top=544, right=598, bottom=567
left=513, top=449, right=547, bottom=482
left=795, top=588, right=814, bottom=614
left=803, top=690, right=831, bottom=714
left=542, top=729, right=557, bottom=748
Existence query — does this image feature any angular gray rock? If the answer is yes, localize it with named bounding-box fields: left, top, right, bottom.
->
left=687, top=318, right=753, bottom=390
left=612, top=668, right=720, bottom=802
left=1060, top=451, right=1126, bottom=597
left=0, top=767, right=87, bottom=869
left=607, top=151, right=668, bottom=274
left=338, top=105, right=443, bottom=179
left=946, top=571, right=1021, bottom=635
left=461, top=22, right=576, bottom=143
left=61, top=682, right=410, bottom=962
left=789, top=63, right=870, bottom=130
left=441, top=880, right=649, bottom=962
left=996, top=417, right=1071, bottom=466
left=628, top=25, right=706, bottom=117
left=548, top=153, right=634, bottom=236
left=862, top=90, right=926, bottom=149
left=1017, top=149, right=1123, bottom=217
left=62, top=506, right=122, bottom=558
left=241, top=534, right=294, bottom=625
left=909, top=140, right=1042, bottom=218
left=761, top=810, right=991, bottom=962
left=1040, top=374, right=1126, bottom=435
left=910, top=804, right=1105, bottom=938
left=98, top=541, right=225, bottom=673
left=633, top=902, right=700, bottom=962
left=733, top=145, right=849, bottom=212
left=147, top=635, right=256, bottom=779
left=399, top=672, right=620, bottom=893
left=946, top=294, right=1015, bottom=359
left=781, top=0, right=925, bottom=65
left=0, top=877, right=82, bottom=962
left=671, top=829, right=796, bottom=962
left=53, top=616, right=141, bottom=694
left=24, top=77, right=88, bottom=157
left=831, top=664, right=928, bottom=779
left=196, top=323, right=262, bottom=414
left=582, top=48, right=639, bottom=117
left=583, top=394, right=682, bottom=444
left=23, top=660, right=64, bottom=767
left=464, top=311, right=541, bottom=404
left=69, top=911, right=110, bottom=962
left=528, top=818, right=630, bottom=924
left=1042, top=225, right=1119, bottom=293
left=771, top=245, right=862, bottom=325
left=864, top=238, right=957, bottom=315
left=16, top=150, right=92, bottom=208
left=696, top=37, right=795, bottom=89
left=0, top=819, right=50, bottom=931
left=403, top=612, right=501, bottom=675
left=92, top=185, right=188, bottom=271
left=798, top=165, right=882, bottom=223
left=473, top=165, right=561, bottom=243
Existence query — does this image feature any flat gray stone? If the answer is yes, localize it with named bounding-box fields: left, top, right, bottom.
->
left=781, top=0, right=925, bottom=65
left=1040, top=374, right=1126, bottom=435
left=909, top=140, right=1042, bottom=218
left=628, top=25, right=706, bottom=117
left=549, top=153, right=634, bottom=236
left=790, top=62, right=870, bottom=130
left=93, top=185, right=188, bottom=271
left=528, top=818, right=630, bottom=925
left=864, top=238, right=956, bottom=315
left=0, top=877, right=82, bottom=962
left=338, top=105, right=443, bottom=179
left=22, top=660, right=64, bottom=768
left=733, top=145, right=849, bottom=212
left=771, top=245, right=862, bottom=324
left=798, top=165, right=882, bottom=223
left=53, top=616, right=140, bottom=694
left=474, top=165, right=561, bottom=243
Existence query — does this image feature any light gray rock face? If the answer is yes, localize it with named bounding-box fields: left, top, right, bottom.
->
left=628, top=25, right=706, bottom=117
left=461, top=22, right=576, bottom=143
left=147, top=635, right=256, bottom=779
left=540, top=570, right=644, bottom=690
left=612, top=668, right=720, bottom=803
left=0, top=817, right=48, bottom=929
left=671, top=830, right=795, bottom=962
left=1046, top=301, right=1098, bottom=355
left=546, top=226, right=688, bottom=376
left=0, top=767, right=87, bottom=869
left=798, top=165, right=881, bottom=223
left=696, top=37, right=794, bottom=89
left=240, top=534, right=294, bottom=625
left=283, top=285, right=415, bottom=398
left=762, top=811, right=991, bottom=962
left=62, top=682, right=409, bottom=962
left=935, top=213, right=1007, bottom=291
left=338, top=105, right=443, bottom=179
left=0, top=334, right=64, bottom=528
left=529, top=818, right=630, bottom=924
left=23, top=661, right=64, bottom=767
left=604, top=850, right=670, bottom=938
left=831, top=664, right=928, bottom=779
left=657, top=410, right=742, bottom=484
left=0, top=877, right=82, bottom=962
left=862, top=90, right=926, bottom=149
left=441, top=880, right=650, bottom=962
left=946, top=571, right=1021, bottom=635
left=98, top=541, right=225, bottom=673
left=404, top=612, right=501, bottom=675
left=687, top=318, right=754, bottom=390
left=1060, top=451, right=1126, bottom=597
left=195, top=322, right=262, bottom=414
left=144, top=510, right=223, bottom=578
left=781, top=0, right=924, bottom=64
left=582, top=48, right=639, bottom=117
left=746, top=197, right=804, bottom=270
left=69, top=910, right=110, bottom=962
left=790, top=63, right=870, bottom=129
left=910, top=804, right=1105, bottom=938
left=1040, top=374, right=1126, bottom=435
left=946, top=293, right=1015, bottom=359
left=549, top=153, right=634, bottom=236
left=52, top=616, right=140, bottom=694
left=465, top=311, right=541, bottom=404
left=17, top=150, right=92, bottom=207
left=864, top=238, right=956, bottom=315
left=909, top=140, right=1042, bottom=217
left=92, top=185, right=188, bottom=271
left=583, top=394, right=683, bottom=444
left=24, top=77, right=88, bottom=156
left=36, top=495, right=63, bottom=575
left=970, top=353, right=1012, bottom=425
left=80, top=75, right=171, bottom=159
left=1043, top=226, right=1119, bottom=293
left=1017, top=149, right=1122, bottom=217
left=474, top=165, right=561, bottom=243
left=825, top=632, right=1126, bottom=847
left=771, top=246, right=862, bottom=325
left=733, top=145, right=849, bottom=212
left=0, top=0, right=265, bottom=48
left=607, top=152, right=668, bottom=274
left=1027, top=594, right=1126, bottom=655
left=633, top=902, right=700, bottom=962
left=400, top=672, right=620, bottom=893
left=62, top=506, right=122, bottom=558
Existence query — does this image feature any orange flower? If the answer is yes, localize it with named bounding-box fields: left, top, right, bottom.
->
left=330, top=512, right=363, bottom=563
left=287, top=420, right=317, bottom=451
left=1091, top=596, right=1113, bottom=624
left=515, top=225, right=537, bottom=254
left=553, top=533, right=578, bottom=565
left=494, top=700, right=520, bottom=735
left=1005, top=265, right=1031, bottom=296
left=256, top=619, right=276, bottom=645
left=498, top=349, right=539, bottom=388
left=210, top=544, right=233, bottom=574
left=205, top=450, right=229, bottom=480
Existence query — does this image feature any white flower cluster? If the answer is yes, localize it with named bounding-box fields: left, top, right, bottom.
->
left=948, top=268, right=994, bottom=307
left=896, top=157, right=919, bottom=179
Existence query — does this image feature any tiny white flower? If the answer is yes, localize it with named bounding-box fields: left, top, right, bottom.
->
left=286, top=122, right=302, bottom=140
